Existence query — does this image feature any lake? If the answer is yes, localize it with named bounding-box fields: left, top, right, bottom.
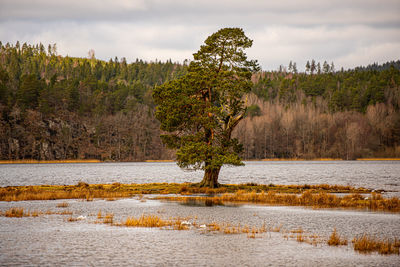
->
left=1, top=161, right=400, bottom=196
left=1, top=161, right=400, bottom=266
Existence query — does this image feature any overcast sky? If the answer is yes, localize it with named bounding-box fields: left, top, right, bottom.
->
left=0, top=0, right=399, bottom=71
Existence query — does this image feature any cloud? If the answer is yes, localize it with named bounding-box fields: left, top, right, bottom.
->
left=0, top=0, right=399, bottom=70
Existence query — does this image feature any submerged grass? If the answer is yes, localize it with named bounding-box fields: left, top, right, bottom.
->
left=56, top=202, right=69, bottom=208
left=352, top=235, right=400, bottom=255
left=4, top=207, right=25, bottom=217
left=2, top=207, right=72, bottom=217
left=327, top=228, right=348, bottom=246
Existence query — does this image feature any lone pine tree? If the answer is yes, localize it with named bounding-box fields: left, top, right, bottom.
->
left=153, top=28, right=259, bottom=187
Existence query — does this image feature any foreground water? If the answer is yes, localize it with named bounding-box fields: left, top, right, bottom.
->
left=1, top=161, right=400, bottom=196
left=1, top=161, right=400, bottom=266
left=1, top=198, right=399, bottom=266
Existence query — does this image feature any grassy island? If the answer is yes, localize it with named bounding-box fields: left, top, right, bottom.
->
left=1, top=182, right=399, bottom=212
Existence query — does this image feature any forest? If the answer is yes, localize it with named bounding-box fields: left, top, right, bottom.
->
left=0, top=42, right=399, bottom=161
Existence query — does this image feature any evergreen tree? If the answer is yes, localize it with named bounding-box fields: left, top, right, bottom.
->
left=323, top=61, right=330, bottom=73
left=153, top=28, right=259, bottom=187
left=17, top=74, right=42, bottom=110
left=305, top=61, right=311, bottom=74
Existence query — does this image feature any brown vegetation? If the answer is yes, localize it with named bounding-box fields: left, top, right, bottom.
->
left=327, top=228, right=348, bottom=246
left=235, top=94, right=400, bottom=160
left=157, top=191, right=400, bottom=212
left=0, top=182, right=371, bottom=202
left=0, top=160, right=101, bottom=164
left=103, top=213, right=114, bottom=224
left=56, top=202, right=69, bottom=208
left=352, top=235, right=400, bottom=255
left=4, top=207, right=25, bottom=217
left=2, top=207, right=72, bottom=217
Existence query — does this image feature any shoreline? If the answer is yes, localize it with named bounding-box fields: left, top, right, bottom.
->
left=1, top=182, right=398, bottom=212
left=1, top=158, right=400, bottom=164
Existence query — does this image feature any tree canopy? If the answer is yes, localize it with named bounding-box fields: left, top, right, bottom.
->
left=153, top=28, right=259, bottom=187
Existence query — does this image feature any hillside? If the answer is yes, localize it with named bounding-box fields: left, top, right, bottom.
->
left=0, top=42, right=399, bottom=160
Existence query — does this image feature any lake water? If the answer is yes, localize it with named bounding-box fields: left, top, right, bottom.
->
left=1, top=161, right=400, bottom=196
left=1, top=198, right=399, bottom=266
left=1, top=161, right=400, bottom=266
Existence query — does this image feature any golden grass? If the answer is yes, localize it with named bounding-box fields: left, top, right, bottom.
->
left=357, top=158, right=400, bottom=161
left=261, top=158, right=342, bottom=161
left=2, top=207, right=72, bottom=217
left=67, top=216, right=78, bottom=222
left=103, top=213, right=114, bottom=224
left=157, top=190, right=400, bottom=212
left=4, top=207, right=25, bottom=217
left=56, top=202, right=69, bottom=208
left=144, top=160, right=174, bottom=162
left=121, top=214, right=268, bottom=237
left=0, top=182, right=372, bottom=202
left=0, top=159, right=101, bottom=164
left=352, top=235, right=400, bottom=255
left=327, top=228, right=348, bottom=246
left=124, top=214, right=171, bottom=228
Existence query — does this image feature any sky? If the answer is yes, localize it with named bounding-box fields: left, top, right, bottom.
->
left=0, top=0, right=399, bottom=71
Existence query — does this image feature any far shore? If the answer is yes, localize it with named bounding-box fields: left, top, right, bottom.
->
left=1, top=158, right=400, bottom=164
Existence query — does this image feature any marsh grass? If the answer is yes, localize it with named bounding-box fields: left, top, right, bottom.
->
left=352, top=235, right=400, bottom=255
left=103, top=213, right=114, bottom=224
left=2, top=207, right=73, bottom=217
left=56, top=202, right=69, bottom=208
left=0, top=182, right=372, bottom=202
left=67, top=216, right=78, bottom=222
left=157, top=190, right=400, bottom=212
left=327, top=228, right=348, bottom=246
left=4, top=207, right=25, bottom=217
left=124, top=214, right=174, bottom=228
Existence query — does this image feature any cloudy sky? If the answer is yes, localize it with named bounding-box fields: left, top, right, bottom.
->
left=0, top=0, right=399, bottom=71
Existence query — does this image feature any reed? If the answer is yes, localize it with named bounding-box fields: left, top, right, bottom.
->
left=67, top=216, right=78, bottom=222
left=56, top=202, right=69, bottom=208
left=4, top=207, right=25, bottom=217
left=327, top=228, right=348, bottom=246
left=103, top=213, right=114, bottom=224
left=352, top=235, right=400, bottom=255
left=124, top=214, right=172, bottom=228
left=157, top=191, right=400, bottom=212
left=0, top=182, right=372, bottom=202
left=0, top=159, right=101, bottom=164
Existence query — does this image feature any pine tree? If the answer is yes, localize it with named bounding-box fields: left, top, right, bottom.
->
left=153, top=28, right=259, bottom=187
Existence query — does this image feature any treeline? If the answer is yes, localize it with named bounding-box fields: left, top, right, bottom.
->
left=237, top=62, right=400, bottom=159
left=0, top=42, right=399, bottom=160
left=0, top=42, right=185, bottom=160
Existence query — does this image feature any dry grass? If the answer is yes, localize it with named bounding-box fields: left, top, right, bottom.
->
left=352, top=235, right=400, bottom=255
left=67, top=216, right=78, bottom=222
left=157, top=190, right=400, bottom=212
left=0, top=182, right=372, bottom=202
left=101, top=213, right=400, bottom=255
left=0, top=159, right=101, bottom=164
left=357, top=158, right=400, bottom=161
left=124, top=214, right=174, bottom=228
left=327, top=228, right=348, bottom=246
left=2, top=207, right=74, bottom=218
left=56, top=202, right=69, bottom=208
left=103, top=213, right=114, bottom=224
left=4, top=207, right=25, bottom=217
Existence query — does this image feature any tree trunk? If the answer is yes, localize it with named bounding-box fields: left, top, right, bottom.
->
left=199, top=167, right=221, bottom=188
